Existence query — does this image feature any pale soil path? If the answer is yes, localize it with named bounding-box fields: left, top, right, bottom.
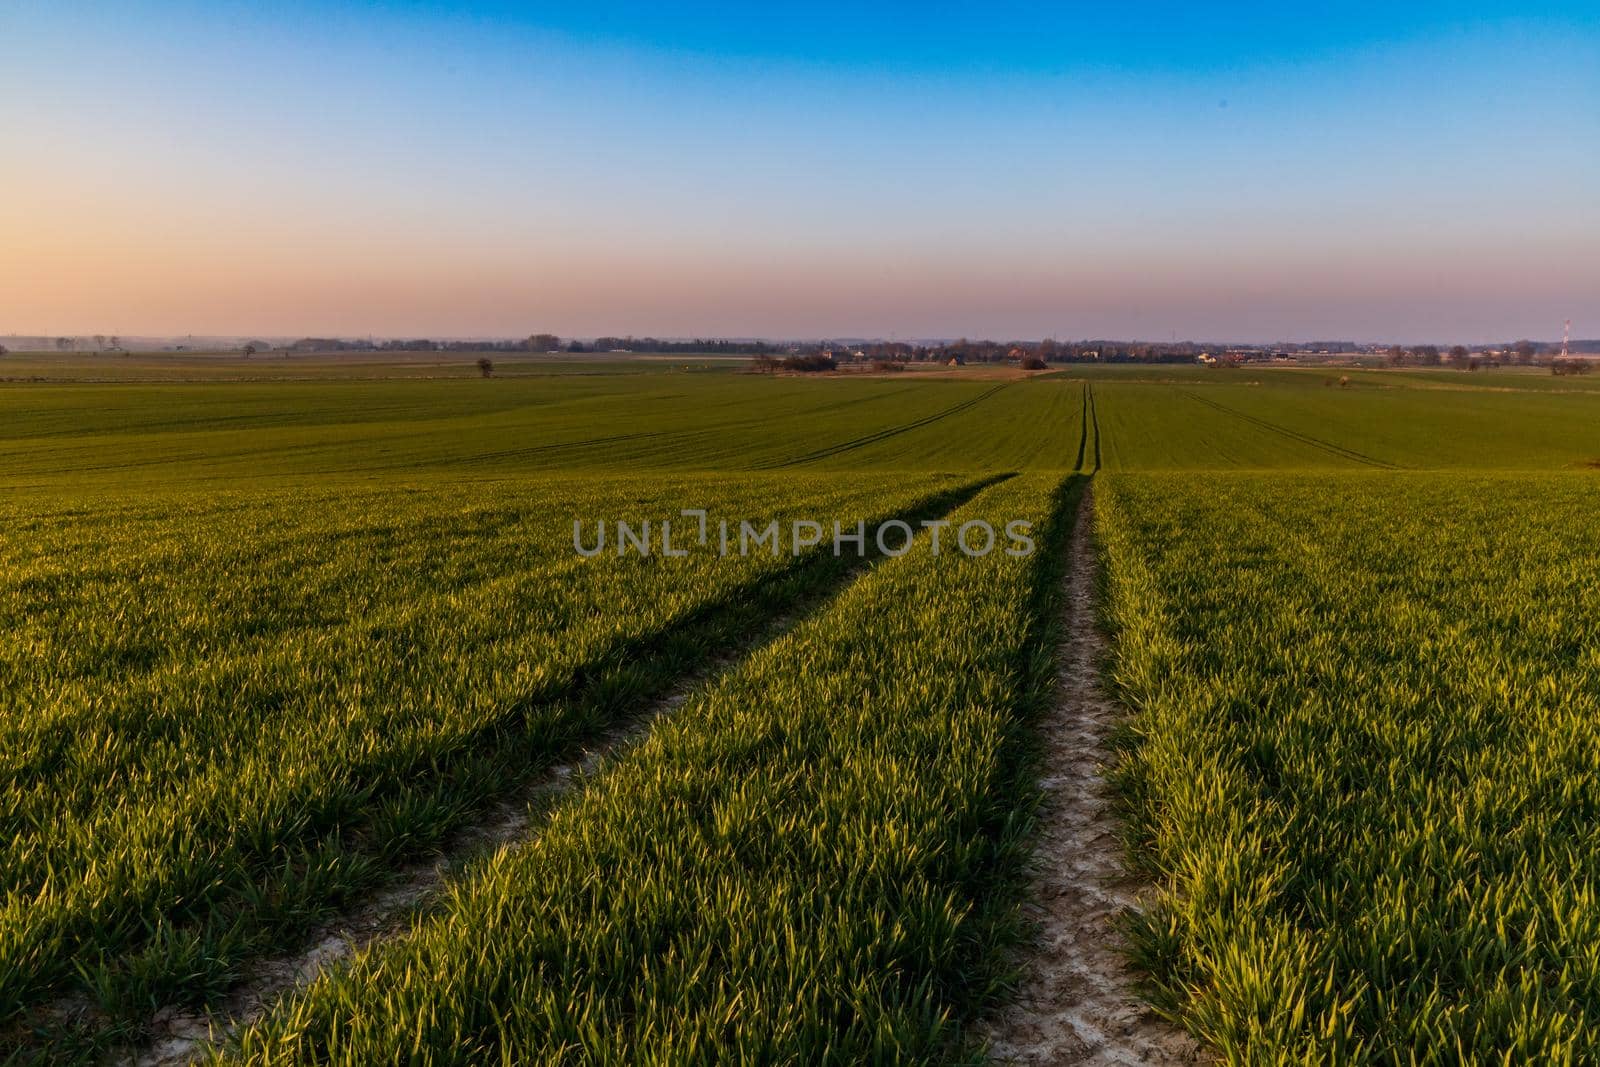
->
left=125, top=707, right=658, bottom=1066
left=121, top=620, right=800, bottom=1066
left=94, top=487, right=1001, bottom=1066
left=978, top=486, right=1203, bottom=1065
left=104, top=484, right=1197, bottom=1065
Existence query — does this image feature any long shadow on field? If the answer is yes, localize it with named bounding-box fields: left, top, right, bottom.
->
left=12, top=474, right=1014, bottom=1065
left=1175, top=388, right=1398, bottom=469
left=1072, top=385, right=1102, bottom=473
left=1089, top=385, right=1102, bottom=472
left=752, top=383, right=1012, bottom=469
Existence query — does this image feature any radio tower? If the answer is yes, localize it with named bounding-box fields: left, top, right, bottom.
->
left=1561, top=318, right=1571, bottom=360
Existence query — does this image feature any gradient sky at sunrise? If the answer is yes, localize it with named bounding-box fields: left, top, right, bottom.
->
left=3, top=1, right=1597, bottom=342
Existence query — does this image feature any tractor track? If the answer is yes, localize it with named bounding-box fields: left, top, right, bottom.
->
left=978, top=485, right=1200, bottom=1065
left=1176, top=389, right=1399, bottom=469
left=99, top=479, right=1012, bottom=1067
left=757, top=383, right=1011, bottom=468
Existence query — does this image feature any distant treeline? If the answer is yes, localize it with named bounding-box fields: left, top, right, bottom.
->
left=275, top=335, right=781, bottom=355
left=850, top=339, right=1211, bottom=364
left=1380, top=341, right=1599, bottom=369
left=588, top=337, right=780, bottom=354
left=275, top=335, right=1207, bottom=361
left=24, top=333, right=1590, bottom=358
left=278, top=336, right=564, bottom=353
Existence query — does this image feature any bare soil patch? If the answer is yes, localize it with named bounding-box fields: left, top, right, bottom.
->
left=977, top=487, right=1202, bottom=1065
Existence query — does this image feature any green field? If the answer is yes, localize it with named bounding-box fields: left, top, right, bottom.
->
left=7, top=359, right=1600, bottom=495
left=5, top=354, right=1600, bottom=1062
left=1100, top=474, right=1600, bottom=1061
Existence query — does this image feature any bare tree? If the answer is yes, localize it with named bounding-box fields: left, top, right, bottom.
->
left=242, top=343, right=257, bottom=358
left=1513, top=339, right=1537, bottom=365
left=1447, top=345, right=1470, bottom=369
left=55, top=337, right=74, bottom=352
left=92, top=334, right=106, bottom=352
left=476, top=357, right=494, bottom=378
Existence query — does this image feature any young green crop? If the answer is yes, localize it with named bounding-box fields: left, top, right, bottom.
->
left=0, top=374, right=1075, bottom=492
left=222, top=473, right=1080, bottom=1065
left=12, top=355, right=1600, bottom=1063
left=1099, top=471, right=1600, bottom=1062
left=0, top=472, right=983, bottom=1058
left=14, top=358, right=1600, bottom=495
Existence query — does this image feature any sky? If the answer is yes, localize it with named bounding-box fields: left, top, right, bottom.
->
left=2, top=1, right=1597, bottom=343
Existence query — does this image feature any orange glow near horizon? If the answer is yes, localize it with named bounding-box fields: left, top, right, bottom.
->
left=4, top=4, right=1596, bottom=343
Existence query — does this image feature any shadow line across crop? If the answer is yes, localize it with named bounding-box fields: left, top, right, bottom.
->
left=7, top=475, right=1013, bottom=1063
left=217, top=473, right=1088, bottom=1064
left=754, top=383, right=1013, bottom=469
left=1175, top=388, right=1399, bottom=469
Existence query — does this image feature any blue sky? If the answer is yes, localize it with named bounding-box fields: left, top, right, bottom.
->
left=3, top=1, right=1597, bottom=341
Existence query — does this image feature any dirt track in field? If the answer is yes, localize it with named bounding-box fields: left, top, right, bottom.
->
left=978, top=486, right=1202, bottom=1065
left=125, top=711, right=653, bottom=1067
left=115, top=481, right=1196, bottom=1065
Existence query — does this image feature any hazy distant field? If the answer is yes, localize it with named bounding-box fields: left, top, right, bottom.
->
left=6, top=356, right=1600, bottom=494
left=0, top=350, right=736, bottom=382
left=6, top=355, right=1600, bottom=1062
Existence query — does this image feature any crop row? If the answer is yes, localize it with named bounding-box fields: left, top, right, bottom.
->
left=219, top=473, right=1080, bottom=1064
left=0, top=473, right=980, bottom=1058
left=1098, top=472, right=1600, bottom=1062
left=0, top=375, right=1078, bottom=491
